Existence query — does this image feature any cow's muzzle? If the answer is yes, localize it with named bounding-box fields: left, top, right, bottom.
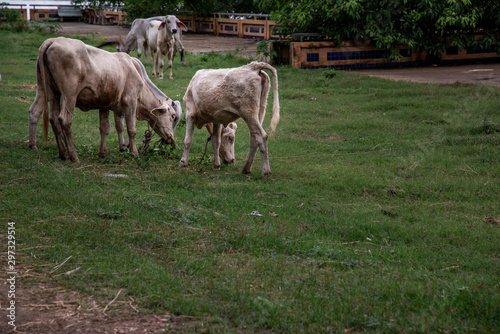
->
left=161, top=136, right=174, bottom=145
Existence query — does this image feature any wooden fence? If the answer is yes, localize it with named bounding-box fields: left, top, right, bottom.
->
left=272, top=40, right=500, bottom=69
left=177, top=14, right=279, bottom=40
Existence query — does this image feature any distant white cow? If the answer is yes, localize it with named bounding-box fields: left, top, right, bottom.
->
left=98, top=16, right=187, bottom=66
left=180, top=62, right=279, bottom=176
left=146, top=16, right=188, bottom=79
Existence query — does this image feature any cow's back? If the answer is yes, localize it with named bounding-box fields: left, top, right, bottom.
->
left=41, top=37, right=143, bottom=111
left=188, top=67, right=262, bottom=111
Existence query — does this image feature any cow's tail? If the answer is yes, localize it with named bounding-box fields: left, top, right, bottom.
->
left=36, top=39, right=55, bottom=142
left=41, top=62, right=49, bottom=141
left=256, top=62, right=280, bottom=134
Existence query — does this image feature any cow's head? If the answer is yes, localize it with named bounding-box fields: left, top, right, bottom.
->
left=116, top=38, right=132, bottom=53
left=140, top=100, right=179, bottom=144
left=159, top=15, right=188, bottom=35
left=219, top=122, right=238, bottom=164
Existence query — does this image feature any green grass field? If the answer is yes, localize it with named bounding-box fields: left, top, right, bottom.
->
left=1, top=28, right=499, bottom=333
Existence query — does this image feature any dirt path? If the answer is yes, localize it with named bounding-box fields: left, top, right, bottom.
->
left=0, top=254, right=205, bottom=333
left=353, top=64, right=500, bottom=86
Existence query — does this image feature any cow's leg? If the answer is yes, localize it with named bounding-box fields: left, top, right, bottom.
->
left=98, top=109, right=110, bottom=158
left=124, top=109, right=139, bottom=157
left=137, top=41, right=143, bottom=60
left=179, top=112, right=195, bottom=167
left=58, top=96, right=79, bottom=162
left=144, top=43, right=149, bottom=64
left=174, top=34, right=186, bottom=66
left=137, top=38, right=147, bottom=64
left=149, top=47, right=157, bottom=77
left=242, top=117, right=271, bottom=176
left=167, top=53, right=172, bottom=80
left=28, top=94, right=46, bottom=150
left=113, top=113, right=128, bottom=151
left=180, top=49, right=186, bottom=66
left=47, top=93, right=69, bottom=160
left=211, top=123, right=222, bottom=170
left=158, top=50, right=165, bottom=80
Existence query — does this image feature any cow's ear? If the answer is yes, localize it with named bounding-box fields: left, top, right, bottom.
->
left=228, top=122, right=238, bottom=130
left=151, top=106, right=167, bottom=117
left=176, top=20, right=188, bottom=32
left=159, top=21, right=166, bottom=30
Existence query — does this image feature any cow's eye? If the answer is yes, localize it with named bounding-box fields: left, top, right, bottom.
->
left=229, top=137, right=234, bottom=142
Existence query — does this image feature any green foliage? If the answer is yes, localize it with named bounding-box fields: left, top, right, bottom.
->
left=30, top=20, right=61, bottom=34
left=121, top=0, right=183, bottom=20
left=257, top=0, right=500, bottom=58
left=0, top=16, right=61, bottom=34
left=1, top=30, right=500, bottom=333
left=182, top=0, right=260, bottom=15
left=0, top=3, right=21, bottom=22
left=256, top=40, right=278, bottom=60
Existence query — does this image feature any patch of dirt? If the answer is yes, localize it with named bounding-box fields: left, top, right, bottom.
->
left=352, top=64, right=500, bottom=86
left=0, top=253, right=205, bottom=333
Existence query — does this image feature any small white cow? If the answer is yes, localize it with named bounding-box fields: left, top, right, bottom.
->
left=180, top=62, right=279, bottom=176
left=204, top=122, right=238, bottom=164
left=147, top=16, right=188, bottom=79
left=28, top=37, right=181, bottom=162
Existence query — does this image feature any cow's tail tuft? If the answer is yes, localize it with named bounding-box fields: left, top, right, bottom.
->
left=254, top=62, right=279, bottom=134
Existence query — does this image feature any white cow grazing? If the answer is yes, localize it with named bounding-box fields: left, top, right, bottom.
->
left=97, top=16, right=187, bottom=66
left=204, top=122, right=238, bottom=164
left=180, top=62, right=279, bottom=176
left=28, top=37, right=180, bottom=162
left=147, top=15, right=188, bottom=79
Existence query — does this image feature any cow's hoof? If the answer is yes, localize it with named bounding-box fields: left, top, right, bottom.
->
left=179, top=160, right=188, bottom=167
left=119, top=145, right=128, bottom=152
left=213, top=165, right=220, bottom=171
left=241, top=168, right=251, bottom=174
left=262, top=171, right=272, bottom=177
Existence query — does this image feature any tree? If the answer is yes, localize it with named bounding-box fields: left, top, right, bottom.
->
left=256, top=0, right=500, bottom=57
